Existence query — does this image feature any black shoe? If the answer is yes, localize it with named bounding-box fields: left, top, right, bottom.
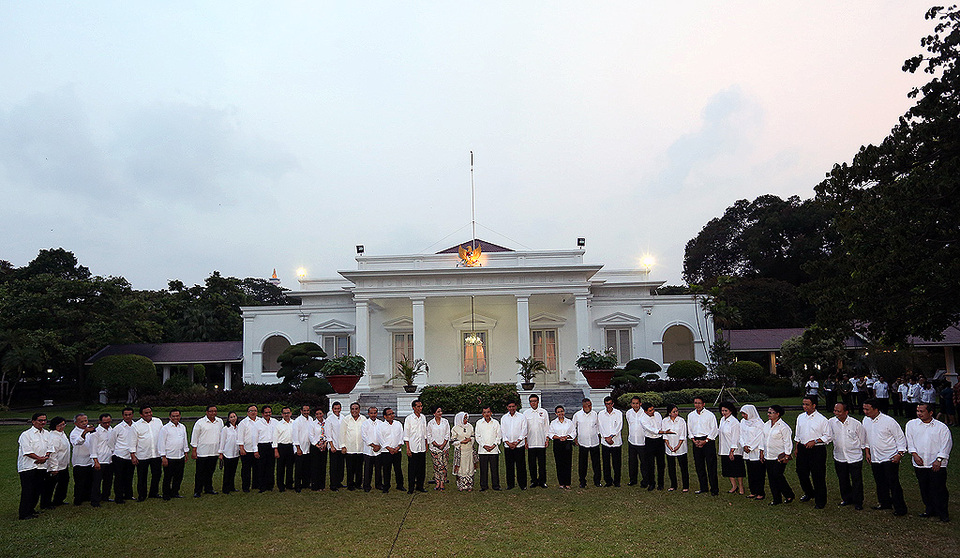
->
left=769, top=501, right=781, bottom=506
left=647, top=486, right=654, bottom=491
left=627, top=482, right=637, bottom=486
left=137, top=497, right=146, bottom=502
left=854, top=505, right=863, bottom=510
left=919, top=512, right=932, bottom=518
left=579, top=483, right=587, bottom=488
left=91, top=503, right=100, bottom=508
left=838, top=501, right=849, bottom=506
left=799, top=495, right=811, bottom=502
left=814, top=505, right=825, bottom=509
left=893, top=510, right=908, bottom=517
left=407, top=489, right=414, bottom=494
left=194, top=493, right=202, bottom=498
left=382, top=488, right=389, bottom=494
left=364, top=488, right=371, bottom=492
left=492, top=487, right=501, bottom=491
left=204, top=490, right=218, bottom=495
left=540, top=483, right=548, bottom=488
left=872, top=505, right=892, bottom=510
left=172, top=495, right=183, bottom=499
left=519, top=487, right=526, bottom=491
left=277, top=488, right=285, bottom=493
left=417, top=488, right=427, bottom=493
left=149, top=495, right=161, bottom=499
left=695, top=490, right=707, bottom=494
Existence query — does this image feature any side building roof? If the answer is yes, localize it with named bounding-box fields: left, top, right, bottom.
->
left=86, top=341, right=243, bottom=365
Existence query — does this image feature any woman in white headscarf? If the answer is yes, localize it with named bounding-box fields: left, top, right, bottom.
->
left=739, top=404, right=765, bottom=500
left=450, top=412, right=478, bottom=491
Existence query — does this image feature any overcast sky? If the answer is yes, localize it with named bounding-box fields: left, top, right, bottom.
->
left=0, top=1, right=936, bottom=290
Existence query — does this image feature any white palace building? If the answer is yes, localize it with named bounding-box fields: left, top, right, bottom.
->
left=241, top=240, right=713, bottom=394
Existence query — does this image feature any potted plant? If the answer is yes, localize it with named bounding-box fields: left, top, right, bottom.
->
left=516, top=356, right=547, bottom=390
left=395, top=354, right=429, bottom=393
left=576, top=348, right=619, bottom=389
left=322, top=354, right=366, bottom=394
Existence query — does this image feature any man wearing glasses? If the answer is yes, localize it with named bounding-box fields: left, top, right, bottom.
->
left=18, top=413, right=50, bottom=519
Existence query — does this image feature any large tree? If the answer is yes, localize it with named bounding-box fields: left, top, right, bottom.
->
left=812, top=5, right=960, bottom=344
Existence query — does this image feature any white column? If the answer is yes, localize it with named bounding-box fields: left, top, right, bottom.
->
left=188, top=365, right=195, bottom=383
left=574, top=295, right=589, bottom=386
left=224, top=362, right=233, bottom=391
left=252, top=351, right=263, bottom=383
left=162, top=365, right=171, bottom=384
left=945, top=347, right=957, bottom=386
left=516, top=295, right=531, bottom=388
left=412, top=297, right=427, bottom=385
left=354, top=300, right=371, bottom=392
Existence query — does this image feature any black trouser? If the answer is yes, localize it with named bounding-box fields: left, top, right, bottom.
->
left=379, top=451, right=404, bottom=490
left=194, top=456, right=218, bottom=495
left=795, top=444, right=827, bottom=507
left=644, top=437, right=665, bottom=489
left=871, top=460, right=907, bottom=514
left=18, top=469, right=44, bottom=519
left=113, top=457, right=134, bottom=503
left=765, top=459, right=795, bottom=504
left=98, top=463, right=113, bottom=502
left=666, top=454, right=690, bottom=490
left=42, top=468, right=69, bottom=507
left=258, top=443, right=276, bottom=491
left=478, top=453, right=500, bottom=490
left=628, top=443, right=643, bottom=485
left=746, top=459, right=766, bottom=497
left=503, top=446, right=527, bottom=489
left=915, top=467, right=949, bottom=520
left=345, top=453, right=363, bottom=490
left=578, top=445, right=601, bottom=487
left=825, top=390, right=836, bottom=411
left=73, top=465, right=93, bottom=505
left=222, top=457, right=239, bottom=493
left=330, top=451, right=345, bottom=490
left=834, top=460, right=863, bottom=506
left=240, top=452, right=257, bottom=492
left=295, top=451, right=311, bottom=491
left=162, top=458, right=185, bottom=498
left=408, top=451, right=426, bottom=492
left=528, top=447, right=547, bottom=487
left=877, top=398, right=889, bottom=414
left=276, top=443, right=295, bottom=491
left=310, top=450, right=328, bottom=490
left=601, top=445, right=622, bottom=487
left=553, top=441, right=572, bottom=486
left=692, top=438, right=719, bottom=494
left=362, top=454, right=379, bottom=491
left=136, top=457, right=161, bottom=500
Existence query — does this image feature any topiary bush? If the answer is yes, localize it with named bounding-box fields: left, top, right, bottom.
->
left=616, top=392, right=664, bottom=408
left=299, top=376, right=334, bottom=396
left=418, top=383, right=519, bottom=414
left=624, top=358, right=662, bottom=374
left=89, top=354, right=160, bottom=402
left=666, top=360, right=708, bottom=380
left=163, top=373, right=195, bottom=394
left=727, top=361, right=765, bottom=383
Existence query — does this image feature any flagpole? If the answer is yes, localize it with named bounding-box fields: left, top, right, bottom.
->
left=470, top=151, right=476, bottom=251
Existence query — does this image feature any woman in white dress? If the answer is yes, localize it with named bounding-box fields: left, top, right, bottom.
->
left=450, top=412, right=477, bottom=491
left=760, top=405, right=795, bottom=505
left=548, top=405, right=576, bottom=489
left=218, top=411, right=239, bottom=494
left=662, top=404, right=689, bottom=492
left=718, top=401, right=745, bottom=495
left=739, top=404, right=765, bottom=500
left=42, top=416, right=71, bottom=508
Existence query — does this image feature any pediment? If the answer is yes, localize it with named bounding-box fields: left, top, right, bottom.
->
left=529, top=312, right=567, bottom=328
left=382, top=316, right=414, bottom=332
left=595, top=311, right=642, bottom=327
left=313, top=319, right=356, bottom=334
left=451, top=313, right=498, bottom=330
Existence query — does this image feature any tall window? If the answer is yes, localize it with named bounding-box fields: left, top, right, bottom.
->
left=462, top=331, right=487, bottom=375
left=662, top=325, right=695, bottom=364
left=605, top=328, right=632, bottom=365
left=262, top=335, right=290, bottom=375
left=323, top=334, right=351, bottom=358
left=531, top=329, right=558, bottom=373
left=393, top=332, right=414, bottom=364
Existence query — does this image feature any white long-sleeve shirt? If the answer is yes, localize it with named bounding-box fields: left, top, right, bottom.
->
left=378, top=420, right=404, bottom=451
left=17, top=426, right=49, bottom=473
left=640, top=411, right=663, bottom=440
left=663, top=416, right=687, bottom=456
left=687, top=409, right=719, bottom=440
left=761, top=419, right=793, bottom=461
left=293, top=415, right=315, bottom=453
left=46, top=430, right=70, bottom=472
left=625, top=408, right=646, bottom=446
left=500, top=412, right=528, bottom=446
left=403, top=413, right=428, bottom=453
left=739, top=419, right=764, bottom=462
left=863, top=412, right=907, bottom=463
left=90, top=425, right=114, bottom=465
left=326, top=412, right=343, bottom=448
left=308, top=420, right=327, bottom=450
left=218, top=425, right=239, bottom=459
left=341, top=415, right=366, bottom=454
left=133, top=418, right=163, bottom=460
left=475, top=418, right=502, bottom=455
left=572, top=409, right=600, bottom=448
left=274, top=419, right=294, bottom=446
left=427, top=418, right=451, bottom=453
left=718, top=415, right=742, bottom=456
left=828, top=416, right=866, bottom=463
left=598, top=408, right=623, bottom=447
left=236, top=417, right=261, bottom=452
left=259, top=418, right=278, bottom=447
left=523, top=407, right=550, bottom=448
left=905, top=418, right=952, bottom=469
left=795, top=411, right=831, bottom=445
left=70, top=426, right=94, bottom=467
left=158, top=422, right=189, bottom=459
left=361, top=418, right=381, bottom=456
left=547, top=417, right=575, bottom=441
left=111, top=421, right=137, bottom=460
left=191, top=416, right=224, bottom=457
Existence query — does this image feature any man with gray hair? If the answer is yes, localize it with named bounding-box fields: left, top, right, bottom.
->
left=70, top=413, right=98, bottom=506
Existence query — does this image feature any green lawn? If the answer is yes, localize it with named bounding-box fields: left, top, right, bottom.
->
left=2, top=413, right=958, bottom=558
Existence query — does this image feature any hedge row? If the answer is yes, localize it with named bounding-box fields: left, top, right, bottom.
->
left=137, top=387, right=328, bottom=412
left=418, top=383, right=519, bottom=414
left=616, top=388, right=766, bottom=409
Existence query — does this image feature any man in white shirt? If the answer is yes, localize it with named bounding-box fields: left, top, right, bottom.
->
left=896, top=380, right=909, bottom=417
left=378, top=407, right=405, bottom=493
left=132, top=406, right=163, bottom=501
left=70, top=413, right=98, bottom=506
left=257, top=406, right=278, bottom=492
left=110, top=407, right=138, bottom=504
left=404, top=399, right=428, bottom=493
left=905, top=403, right=953, bottom=522
left=625, top=396, right=646, bottom=486
left=598, top=396, right=623, bottom=488
left=805, top=376, right=820, bottom=406
left=640, top=401, right=666, bottom=491
left=573, top=398, right=601, bottom=489
left=475, top=406, right=502, bottom=491
left=191, top=405, right=222, bottom=498
left=158, top=409, right=189, bottom=500
left=905, top=378, right=921, bottom=417
left=361, top=406, right=382, bottom=492
left=274, top=406, right=296, bottom=492
left=293, top=405, right=315, bottom=493
left=688, top=396, right=719, bottom=495
left=236, top=405, right=261, bottom=492
left=501, top=401, right=528, bottom=490
left=828, top=402, right=866, bottom=510
left=862, top=398, right=908, bottom=516
left=340, top=402, right=366, bottom=491
left=873, top=379, right=890, bottom=414
left=524, top=394, right=550, bottom=489
left=795, top=397, right=831, bottom=509
left=327, top=402, right=345, bottom=491
left=18, top=413, right=49, bottom=520
left=89, top=413, right=114, bottom=506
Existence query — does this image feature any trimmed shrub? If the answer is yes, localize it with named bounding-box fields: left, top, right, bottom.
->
left=666, top=360, right=707, bottom=380
left=89, top=354, right=160, bottom=402
left=137, top=384, right=328, bottom=413
left=727, top=361, right=765, bottom=383
left=624, top=358, right=662, bottom=374
left=418, top=383, right=519, bottom=414
left=299, top=376, right=334, bottom=396
left=163, top=373, right=194, bottom=394
left=616, top=392, right=664, bottom=408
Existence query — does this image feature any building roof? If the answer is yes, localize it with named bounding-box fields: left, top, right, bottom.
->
left=724, top=325, right=960, bottom=352
left=86, top=341, right=243, bottom=365
left=436, top=239, right=513, bottom=254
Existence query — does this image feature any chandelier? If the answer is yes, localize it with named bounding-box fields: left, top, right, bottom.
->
left=465, top=295, right=483, bottom=346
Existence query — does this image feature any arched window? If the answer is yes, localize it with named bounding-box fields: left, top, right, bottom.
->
left=662, top=325, right=695, bottom=364
left=262, top=335, right=290, bottom=376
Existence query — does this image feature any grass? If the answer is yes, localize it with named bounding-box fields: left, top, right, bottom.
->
left=1, top=412, right=958, bottom=558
